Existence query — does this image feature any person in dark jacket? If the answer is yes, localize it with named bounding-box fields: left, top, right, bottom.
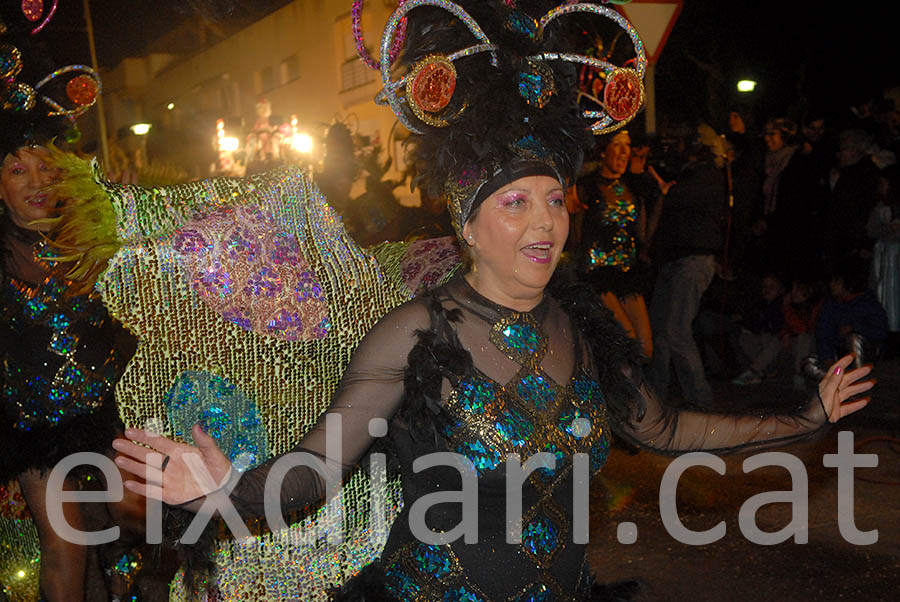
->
left=648, top=125, right=728, bottom=406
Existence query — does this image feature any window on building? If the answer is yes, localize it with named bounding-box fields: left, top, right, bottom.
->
left=280, top=54, right=300, bottom=84
left=338, top=19, right=375, bottom=91
left=261, top=66, right=275, bottom=92
left=341, top=57, right=375, bottom=91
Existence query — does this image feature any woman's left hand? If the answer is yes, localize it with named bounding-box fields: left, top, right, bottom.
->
left=817, top=355, right=875, bottom=423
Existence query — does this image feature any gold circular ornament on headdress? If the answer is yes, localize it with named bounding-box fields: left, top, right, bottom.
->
left=66, top=74, right=99, bottom=106
left=0, top=44, right=24, bottom=80
left=406, top=54, right=457, bottom=128
left=1, top=82, right=36, bottom=111
left=603, top=68, right=644, bottom=123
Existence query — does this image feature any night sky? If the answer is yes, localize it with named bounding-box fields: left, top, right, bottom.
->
left=28, top=1, right=900, bottom=132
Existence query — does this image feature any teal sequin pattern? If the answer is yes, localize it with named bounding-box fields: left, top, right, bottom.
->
left=455, top=439, right=502, bottom=474
left=413, top=543, right=454, bottom=580
left=444, top=586, right=487, bottom=602
left=522, top=513, right=561, bottom=562
left=585, top=179, right=638, bottom=272
left=163, top=370, right=268, bottom=471
left=517, top=60, right=557, bottom=109
left=384, top=565, right=422, bottom=601
left=490, top=313, right=547, bottom=366
left=2, top=273, right=120, bottom=430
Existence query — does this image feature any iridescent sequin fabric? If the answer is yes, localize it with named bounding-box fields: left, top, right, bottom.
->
left=13, top=158, right=457, bottom=601
left=582, top=178, right=638, bottom=272
left=382, top=298, right=610, bottom=600
left=90, top=167, right=415, bottom=600
left=1, top=270, right=124, bottom=431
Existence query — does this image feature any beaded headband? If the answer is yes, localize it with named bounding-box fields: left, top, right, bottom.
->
left=444, top=137, right=564, bottom=236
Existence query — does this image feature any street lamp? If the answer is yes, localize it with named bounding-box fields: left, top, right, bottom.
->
left=737, top=79, right=757, bottom=93
left=131, top=123, right=152, bottom=136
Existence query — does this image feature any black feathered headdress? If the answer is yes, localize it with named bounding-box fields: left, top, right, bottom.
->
left=368, top=1, right=646, bottom=235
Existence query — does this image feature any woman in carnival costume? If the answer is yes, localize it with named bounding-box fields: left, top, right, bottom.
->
left=102, top=1, right=873, bottom=600
left=0, top=15, right=157, bottom=601
left=571, top=129, right=656, bottom=359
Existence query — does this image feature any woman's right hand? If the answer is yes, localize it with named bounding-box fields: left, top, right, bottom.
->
left=112, top=424, right=233, bottom=507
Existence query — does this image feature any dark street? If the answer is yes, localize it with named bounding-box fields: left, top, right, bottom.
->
left=588, top=360, right=900, bottom=602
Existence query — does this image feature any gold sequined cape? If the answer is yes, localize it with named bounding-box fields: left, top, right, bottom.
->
left=0, top=152, right=460, bottom=601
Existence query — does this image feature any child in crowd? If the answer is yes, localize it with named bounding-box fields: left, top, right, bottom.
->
left=731, top=274, right=785, bottom=385
left=812, top=257, right=889, bottom=372
left=781, top=280, right=822, bottom=389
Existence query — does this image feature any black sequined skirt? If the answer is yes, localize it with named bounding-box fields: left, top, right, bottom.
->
left=0, top=396, right=122, bottom=482
left=581, top=261, right=653, bottom=298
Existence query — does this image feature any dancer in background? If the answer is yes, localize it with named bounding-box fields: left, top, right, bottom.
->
left=0, top=56, right=147, bottom=602
left=572, top=130, right=656, bottom=358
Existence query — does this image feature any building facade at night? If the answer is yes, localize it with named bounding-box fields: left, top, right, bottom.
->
left=100, top=0, right=408, bottom=199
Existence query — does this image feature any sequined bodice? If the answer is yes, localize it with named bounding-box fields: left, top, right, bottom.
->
left=579, top=177, right=638, bottom=273
left=380, top=279, right=611, bottom=601
left=444, top=311, right=611, bottom=478
left=1, top=245, right=132, bottom=431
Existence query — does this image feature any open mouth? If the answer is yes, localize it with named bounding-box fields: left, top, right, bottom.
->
left=25, top=194, right=48, bottom=207
left=521, top=241, right=553, bottom=264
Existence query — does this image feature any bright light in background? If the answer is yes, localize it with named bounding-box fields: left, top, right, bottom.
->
left=291, top=133, right=314, bottom=154
left=167, top=102, right=175, bottom=110
left=219, top=136, right=240, bottom=152
left=17, top=570, right=25, bottom=578
left=130, top=123, right=151, bottom=136
left=737, top=79, right=757, bottom=93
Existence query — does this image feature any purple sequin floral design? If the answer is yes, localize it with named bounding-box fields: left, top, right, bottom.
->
left=294, top=271, right=325, bottom=303
left=271, top=233, right=302, bottom=265
left=265, top=309, right=304, bottom=340
left=173, top=205, right=330, bottom=341
left=243, top=266, right=283, bottom=298
left=225, top=229, right=261, bottom=261
left=197, top=263, right=233, bottom=298
left=172, top=229, right=208, bottom=254
left=398, top=236, right=460, bottom=296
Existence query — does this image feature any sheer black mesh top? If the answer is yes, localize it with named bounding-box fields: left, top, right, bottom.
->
left=230, top=271, right=828, bottom=600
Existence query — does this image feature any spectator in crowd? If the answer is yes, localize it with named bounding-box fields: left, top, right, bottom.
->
left=624, top=133, right=668, bottom=270
left=810, top=257, right=889, bottom=374
left=766, top=113, right=832, bottom=278
left=724, top=109, right=764, bottom=274
left=867, top=166, right=900, bottom=333
left=648, top=124, right=728, bottom=406
left=825, top=129, right=881, bottom=263
left=731, top=274, right=786, bottom=385
left=762, top=118, right=799, bottom=217
left=781, top=279, right=823, bottom=389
